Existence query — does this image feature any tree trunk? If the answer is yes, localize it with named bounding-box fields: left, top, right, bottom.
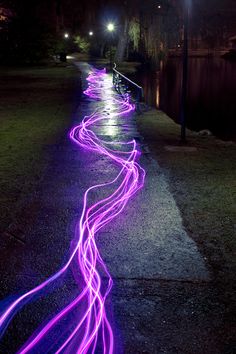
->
left=100, top=43, right=105, bottom=58
left=115, top=18, right=129, bottom=63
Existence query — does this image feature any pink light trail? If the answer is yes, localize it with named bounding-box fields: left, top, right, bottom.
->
left=0, top=68, right=145, bottom=353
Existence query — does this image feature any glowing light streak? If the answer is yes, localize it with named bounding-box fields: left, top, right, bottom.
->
left=0, top=68, right=145, bottom=353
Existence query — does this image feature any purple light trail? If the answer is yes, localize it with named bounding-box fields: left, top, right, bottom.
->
left=0, top=68, right=145, bottom=353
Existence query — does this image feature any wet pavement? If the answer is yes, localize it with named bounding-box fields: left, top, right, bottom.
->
left=0, top=62, right=226, bottom=354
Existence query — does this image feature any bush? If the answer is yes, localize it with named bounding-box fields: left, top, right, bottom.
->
left=74, top=35, right=90, bottom=53
left=105, top=46, right=116, bottom=60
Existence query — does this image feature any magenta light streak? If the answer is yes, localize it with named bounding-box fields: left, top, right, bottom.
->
left=0, top=68, right=145, bottom=353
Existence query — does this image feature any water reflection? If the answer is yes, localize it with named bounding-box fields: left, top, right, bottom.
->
left=132, top=58, right=236, bottom=141
left=156, top=83, right=160, bottom=109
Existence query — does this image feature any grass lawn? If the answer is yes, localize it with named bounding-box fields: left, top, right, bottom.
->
left=137, top=109, right=236, bottom=315
left=0, top=65, right=80, bottom=233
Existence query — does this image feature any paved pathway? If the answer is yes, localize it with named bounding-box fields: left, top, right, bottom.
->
left=75, top=63, right=208, bottom=282
left=0, top=63, right=224, bottom=354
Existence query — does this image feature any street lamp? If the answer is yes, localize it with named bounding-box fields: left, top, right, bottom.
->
left=107, top=23, right=115, bottom=32
left=180, top=0, right=191, bottom=142
left=89, top=31, right=94, bottom=36
left=106, top=23, right=115, bottom=70
left=60, top=33, right=70, bottom=62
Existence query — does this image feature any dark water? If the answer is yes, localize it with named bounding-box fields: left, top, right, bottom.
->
left=133, top=58, right=236, bottom=141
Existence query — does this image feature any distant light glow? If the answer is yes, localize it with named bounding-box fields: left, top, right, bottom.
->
left=89, top=31, right=93, bottom=36
left=0, top=68, right=145, bottom=353
left=156, top=84, right=160, bottom=108
left=158, top=5, right=161, bottom=9
left=107, top=23, right=115, bottom=32
left=64, top=32, right=69, bottom=38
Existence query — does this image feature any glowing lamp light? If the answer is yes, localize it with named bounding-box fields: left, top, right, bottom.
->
left=89, top=31, right=93, bottom=36
left=64, top=32, right=69, bottom=39
left=107, top=23, right=115, bottom=32
left=158, top=5, right=161, bottom=9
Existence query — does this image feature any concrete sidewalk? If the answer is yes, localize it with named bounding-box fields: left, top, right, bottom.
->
left=75, top=64, right=220, bottom=354
left=74, top=61, right=209, bottom=281
left=0, top=62, right=224, bottom=354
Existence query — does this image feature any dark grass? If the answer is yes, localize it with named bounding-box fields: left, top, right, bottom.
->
left=137, top=110, right=236, bottom=281
left=137, top=110, right=236, bottom=343
left=0, top=66, right=81, bottom=232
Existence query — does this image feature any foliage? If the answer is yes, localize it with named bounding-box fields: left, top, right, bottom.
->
left=74, top=35, right=90, bottom=53
left=105, top=46, right=116, bottom=60
left=0, top=15, right=60, bottom=64
left=128, top=19, right=140, bottom=51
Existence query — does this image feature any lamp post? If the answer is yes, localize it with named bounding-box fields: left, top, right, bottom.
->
left=107, top=23, right=115, bottom=70
left=180, top=0, right=191, bottom=143
left=60, top=33, right=70, bottom=62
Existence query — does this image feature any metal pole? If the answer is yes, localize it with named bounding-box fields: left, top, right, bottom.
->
left=136, top=89, right=141, bottom=113
left=180, top=0, right=189, bottom=142
left=110, top=46, right=111, bottom=69
left=110, top=40, right=112, bottom=70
